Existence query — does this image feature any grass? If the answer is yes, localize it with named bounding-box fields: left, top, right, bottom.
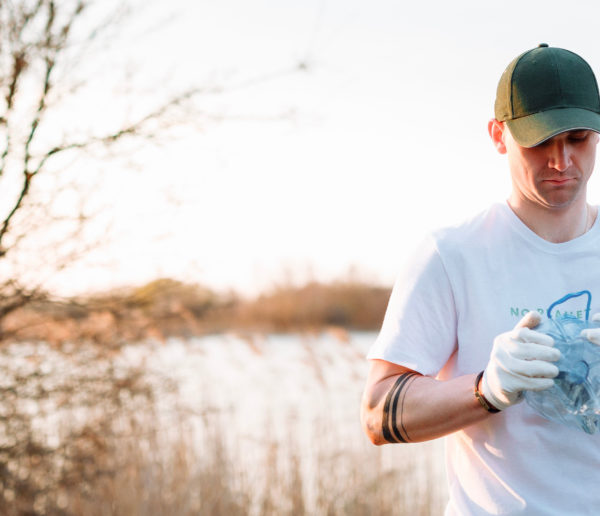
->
left=0, top=333, right=448, bottom=515
left=41, top=410, right=445, bottom=516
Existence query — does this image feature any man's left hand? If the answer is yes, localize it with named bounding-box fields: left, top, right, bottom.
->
left=580, top=313, right=600, bottom=344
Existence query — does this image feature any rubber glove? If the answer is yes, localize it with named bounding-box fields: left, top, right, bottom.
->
left=580, top=313, right=600, bottom=344
left=480, top=311, right=561, bottom=411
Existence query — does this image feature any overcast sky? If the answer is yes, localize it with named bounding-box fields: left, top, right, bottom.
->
left=42, top=0, right=600, bottom=296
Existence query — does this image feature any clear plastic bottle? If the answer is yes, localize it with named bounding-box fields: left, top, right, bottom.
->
left=525, top=315, right=600, bottom=434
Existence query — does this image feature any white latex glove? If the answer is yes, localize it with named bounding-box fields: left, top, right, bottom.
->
left=480, top=311, right=561, bottom=411
left=580, top=313, right=600, bottom=344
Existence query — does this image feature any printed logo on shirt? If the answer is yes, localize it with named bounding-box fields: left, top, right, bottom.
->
left=509, top=307, right=589, bottom=320
left=509, top=290, right=594, bottom=321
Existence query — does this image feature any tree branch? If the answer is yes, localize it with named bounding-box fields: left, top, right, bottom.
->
left=0, top=171, right=34, bottom=251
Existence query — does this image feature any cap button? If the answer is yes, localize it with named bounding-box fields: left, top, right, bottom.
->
left=538, top=43, right=549, bottom=47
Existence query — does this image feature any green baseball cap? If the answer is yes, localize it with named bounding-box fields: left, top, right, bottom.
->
left=494, top=43, right=600, bottom=147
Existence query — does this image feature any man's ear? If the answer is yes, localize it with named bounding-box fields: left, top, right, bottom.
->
left=488, top=119, right=507, bottom=154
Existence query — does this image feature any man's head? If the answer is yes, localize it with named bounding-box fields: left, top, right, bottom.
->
left=489, top=122, right=598, bottom=210
left=494, top=44, right=600, bottom=148
left=488, top=45, right=600, bottom=212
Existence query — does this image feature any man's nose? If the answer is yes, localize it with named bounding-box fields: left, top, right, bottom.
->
left=547, top=140, right=572, bottom=171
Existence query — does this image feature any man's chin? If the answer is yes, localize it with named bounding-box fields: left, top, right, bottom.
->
left=537, top=186, right=584, bottom=209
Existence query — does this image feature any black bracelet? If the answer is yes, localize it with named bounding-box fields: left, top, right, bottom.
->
left=474, top=371, right=501, bottom=413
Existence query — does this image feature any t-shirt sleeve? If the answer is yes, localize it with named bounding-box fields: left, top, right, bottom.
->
left=367, top=234, right=458, bottom=376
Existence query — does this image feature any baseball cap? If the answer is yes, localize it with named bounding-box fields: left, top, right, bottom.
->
left=494, top=43, right=600, bottom=147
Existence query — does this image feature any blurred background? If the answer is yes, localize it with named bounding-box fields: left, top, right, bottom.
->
left=1, top=0, right=600, bottom=514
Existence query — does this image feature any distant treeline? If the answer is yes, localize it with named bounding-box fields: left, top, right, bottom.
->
left=1, top=278, right=392, bottom=345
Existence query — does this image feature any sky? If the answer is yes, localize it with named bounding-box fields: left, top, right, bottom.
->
left=30, top=0, right=600, bottom=296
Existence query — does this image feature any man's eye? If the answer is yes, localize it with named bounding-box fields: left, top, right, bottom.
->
left=569, top=132, right=589, bottom=142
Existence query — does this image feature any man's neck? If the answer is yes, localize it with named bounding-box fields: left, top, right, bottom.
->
left=507, top=195, right=596, bottom=243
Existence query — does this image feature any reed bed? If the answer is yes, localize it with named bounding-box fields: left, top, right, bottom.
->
left=1, top=278, right=392, bottom=345
left=0, top=332, right=447, bottom=515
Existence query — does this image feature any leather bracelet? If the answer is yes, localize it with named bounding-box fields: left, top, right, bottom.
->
left=474, top=371, right=501, bottom=413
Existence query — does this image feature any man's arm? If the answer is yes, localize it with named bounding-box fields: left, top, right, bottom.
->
left=361, top=311, right=561, bottom=445
left=360, top=359, right=489, bottom=445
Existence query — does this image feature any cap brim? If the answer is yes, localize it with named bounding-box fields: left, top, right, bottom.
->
left=506, top=107, right=600, bottom=147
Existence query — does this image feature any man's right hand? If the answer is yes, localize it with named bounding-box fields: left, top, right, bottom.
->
left=480, top=311, right=561, bottom=411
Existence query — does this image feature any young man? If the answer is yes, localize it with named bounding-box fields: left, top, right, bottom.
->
left=361, top=44, right=600, bottom=515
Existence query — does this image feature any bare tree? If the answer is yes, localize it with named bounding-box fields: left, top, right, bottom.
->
left=0, top=1, right=216, bottom=326
left=0, top=0, right=306, bottom=337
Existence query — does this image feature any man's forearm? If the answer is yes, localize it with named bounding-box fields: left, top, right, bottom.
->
left=361, top=361, right=494, bottom=444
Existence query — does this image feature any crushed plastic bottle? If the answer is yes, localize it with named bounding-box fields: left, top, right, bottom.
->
left=525, top=314, right=600, bottom=434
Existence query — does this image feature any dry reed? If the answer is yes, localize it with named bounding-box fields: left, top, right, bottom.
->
left=0, top=333, right=447, bottom=515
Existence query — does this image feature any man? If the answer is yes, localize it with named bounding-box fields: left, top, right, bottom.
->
left=361, top=44, right=600, bottom=515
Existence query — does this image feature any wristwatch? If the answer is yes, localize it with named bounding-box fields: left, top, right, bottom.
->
left=474, top=371, right=501, bottom=413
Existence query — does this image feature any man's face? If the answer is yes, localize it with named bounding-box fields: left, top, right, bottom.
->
left=502, top=126, right=599, bottom=210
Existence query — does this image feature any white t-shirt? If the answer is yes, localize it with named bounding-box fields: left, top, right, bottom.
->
left=368, top=202, right=600, bottom=515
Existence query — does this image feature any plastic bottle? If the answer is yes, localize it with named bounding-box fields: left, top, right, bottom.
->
left=525, top=315, right=600, bottom=434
